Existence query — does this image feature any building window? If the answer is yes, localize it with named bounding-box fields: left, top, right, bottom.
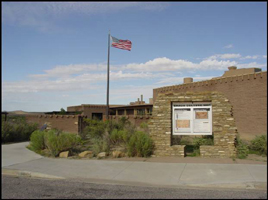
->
left=137, top=109, right=145, bottom=115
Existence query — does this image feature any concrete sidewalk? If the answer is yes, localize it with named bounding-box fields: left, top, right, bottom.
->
left=2, top=142, right=267, bottom=190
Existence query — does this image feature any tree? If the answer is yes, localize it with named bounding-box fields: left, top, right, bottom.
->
left=60, top=108, right=66, bottom=115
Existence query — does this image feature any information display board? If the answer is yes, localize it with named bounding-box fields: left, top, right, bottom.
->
left=172, top=103, right=212, bottom=135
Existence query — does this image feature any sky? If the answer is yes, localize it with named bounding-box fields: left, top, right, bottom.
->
left=2, top=2, right=267, bottom=112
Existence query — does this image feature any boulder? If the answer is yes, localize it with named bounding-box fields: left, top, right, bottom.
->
left=59, top=151, right=69, bottom=158
left=97, top=152, right=107, bottom=159
left=112, top=151, right=125, bottom=158
left=78, top=151, right=93, bottom=158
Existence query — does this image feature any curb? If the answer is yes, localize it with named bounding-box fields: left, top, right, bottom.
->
left=2, top=169, right=65, bottom=180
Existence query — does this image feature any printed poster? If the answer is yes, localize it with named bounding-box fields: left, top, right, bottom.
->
left=195, top=111, right=208, bottom=119
left=176, top=120, right=190, bottom=128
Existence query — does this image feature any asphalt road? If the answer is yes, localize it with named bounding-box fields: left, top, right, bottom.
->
left=2, top=175, right=267, bottom=199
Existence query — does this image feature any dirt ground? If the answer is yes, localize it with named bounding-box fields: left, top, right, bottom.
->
left=103, top=154, right=267, bottom=165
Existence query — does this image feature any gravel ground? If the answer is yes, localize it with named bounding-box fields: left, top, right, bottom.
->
left=2, top=175, right=267, bottom=199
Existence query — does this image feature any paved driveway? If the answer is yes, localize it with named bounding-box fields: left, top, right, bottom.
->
left=2, top=142, right=43, bottom=167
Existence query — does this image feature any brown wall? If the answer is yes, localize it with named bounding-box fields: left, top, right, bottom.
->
left=67, top=105, right=83, bottom=112
left=108, top=115, right=151, bottom=127
left=24, top=114, right=80, bottom=134
left=153, top=71, right=267, bottom=140
left=83, top=106, right=106, bottom=119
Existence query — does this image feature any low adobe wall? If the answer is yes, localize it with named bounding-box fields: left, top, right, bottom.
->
left=153, top=72, right=267, bottom=141
left=24, top=114, right=80, bottom=134
left=108, top=115, right=151, bottom=127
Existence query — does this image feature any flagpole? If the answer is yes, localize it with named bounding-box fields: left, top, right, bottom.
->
left=106, top=30, right=111, bottom=120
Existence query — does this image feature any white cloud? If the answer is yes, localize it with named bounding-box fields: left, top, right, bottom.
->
left=2, top=2, right=169, bottom=32
left=206, top=54, right=241, bottom=60
left=240, top=55, right=260, bottom=60
left=29, top=63, right=107, bottom=79
left=236, top=62, right=267, bottom=69
left=224, top=44, right=234, bottom=49
left=157, top=76, right=214, bottom=84
left=263, top=55, right=267, bottom=59
left=124, top=57, right=238, bottom=72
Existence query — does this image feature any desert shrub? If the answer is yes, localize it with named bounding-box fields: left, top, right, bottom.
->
left=92, top=137, right=110, bottom=156
left=250, top=135, right=267, bottom=156
left=30, top=130, right=45, bottom=152
left=127, top=131, right=154, bottom=157
left=117, top=117, right=131, bottom=130
left=179, top=137, right=192, bottom=145
left=105, top=119, right=120, bottom=135
left=1, top=120, right=38, bottom=143
left=82, top=118, right=106, bottom=139
left=235, top=136, right=249, bottom=159
left=140, top=122, right=148, bottom=129
left=192, top=137, right=214, bottom=149
left=110, top=129, right=128, bottom=145
left=44, top=129, right=81, bottom=157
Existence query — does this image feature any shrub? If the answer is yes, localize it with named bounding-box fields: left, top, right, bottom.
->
left=192, top=137, right=214, bottom=149
left=92, top=137, right=110, bottom=156
left=127, top=131, right=154, bottom=157
left=1, top=120, right=38, bottom=143
left=110, top=129, right=128, bottom=145
left=44, top=129, right=81, bottom=157
left=117, top=117, right=131, bottom=130
left=179, top=138, right=192, bottom=145
left=82, top=119, right=106, bottom=139
left=140, top=122, right=148, bottom=129
left=30, top=130, right=45, bottom=152
left=235, top=136, right=249, bottom=159
left=250, top=135, right=267, bottom=156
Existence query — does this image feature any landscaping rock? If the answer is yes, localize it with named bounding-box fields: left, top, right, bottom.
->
left=78, top=151, right=93, bottom=158
left=112, top=151, right=124, bottom=158
left=97, top=152, right=107, bottom=159
left=59, top=151, right=69, bottom=158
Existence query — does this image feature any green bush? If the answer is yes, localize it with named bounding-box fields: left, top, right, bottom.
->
left=117, top=117, right=131, bottom=130
left=44, top=129, right=81, bottom=157
left=2, top=120, right=38, bottom=143
left=82, top=119, right=106, bottom=139
left=92, top=137, right=110, bottom=156
left=192, top=137, right=214, bottom=149
left=140, top=122, right=148, bottom=129
left=127, top=131, right=154, bottom=157
left=179, top=138, right=191, bottom=145
left=250, top=135, right=267, bottom=156
left=110, top=129, right=128, bottom=145
left=236, top=136, right=249, bottom=159
left=30, top=130, right=45, bottom=152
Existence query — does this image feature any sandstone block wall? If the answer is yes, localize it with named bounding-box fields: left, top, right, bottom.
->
left=149, top=91, right=237, bottom=158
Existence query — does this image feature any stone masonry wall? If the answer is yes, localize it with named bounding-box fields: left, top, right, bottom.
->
left=148, top=91, right=237, bottom=158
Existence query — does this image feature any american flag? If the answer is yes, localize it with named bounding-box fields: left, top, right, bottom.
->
left=111, top=36, right=132, bottom=51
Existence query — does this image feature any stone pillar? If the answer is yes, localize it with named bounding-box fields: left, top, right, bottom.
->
left=116, top=110, right=118, bottom=116
left=134, top=109, right=137, bottom=116
left=124, top=109, right=127, bottom=116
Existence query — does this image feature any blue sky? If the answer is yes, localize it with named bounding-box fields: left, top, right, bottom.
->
left=2, top=2, right=267, bottom=112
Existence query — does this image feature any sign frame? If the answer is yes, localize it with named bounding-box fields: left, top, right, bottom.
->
left=172, top=102, right=212, bottom=135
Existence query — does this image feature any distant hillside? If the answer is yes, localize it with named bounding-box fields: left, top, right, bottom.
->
left=6, top=110, right=45, bottom=115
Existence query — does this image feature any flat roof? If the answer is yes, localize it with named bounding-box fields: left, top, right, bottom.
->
left=110, top=104, right=153, bottom=109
